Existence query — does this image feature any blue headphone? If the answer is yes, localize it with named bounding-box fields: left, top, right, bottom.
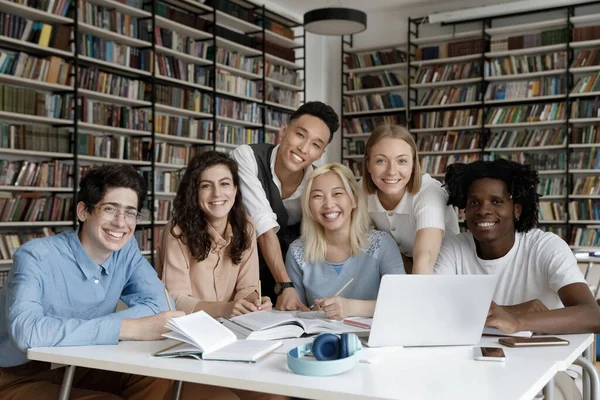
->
left=287, top=333, right=362, bottom=376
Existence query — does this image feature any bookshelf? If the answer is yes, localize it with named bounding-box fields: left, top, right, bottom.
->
left=0, top=0, right=305, bottom=280
left=338, top=2, right=600, bottom=251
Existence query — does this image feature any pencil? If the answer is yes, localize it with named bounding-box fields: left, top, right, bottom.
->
left=164, top=287, right=174, bottom=312
left=309, top=278, right=355, bottom=310
left=258, top=280, right=261, bottom=302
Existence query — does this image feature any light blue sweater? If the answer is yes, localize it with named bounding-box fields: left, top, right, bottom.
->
left=285, top=230, right=405, bottom=306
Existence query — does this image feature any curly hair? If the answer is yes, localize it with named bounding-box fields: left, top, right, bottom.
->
left=444, top=159, right=540, bottom=232
left=171, top=151, right=251, bottom=264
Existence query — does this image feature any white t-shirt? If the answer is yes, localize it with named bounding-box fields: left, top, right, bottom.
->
left=367, top=173, right=460, bottom=257
left=434, top=229, right=586, bottom=310
left=230, top=144, right=312, bottom=237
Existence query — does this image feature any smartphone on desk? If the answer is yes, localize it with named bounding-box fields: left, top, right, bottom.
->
left=499, top=337, right=570, bottom=347
left=473, top=347, right=506, bottom=362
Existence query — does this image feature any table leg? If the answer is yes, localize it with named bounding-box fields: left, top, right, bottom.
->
left=173, top=380, right=183, bottom=400
left=543, top=376, right=555, bottom=400
left=574, top=356, right=600, bottom=400
left=58, top=365, right=76, bottom=400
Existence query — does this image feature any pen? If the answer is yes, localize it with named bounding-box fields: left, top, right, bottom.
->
left=310, top=278, right=355, bottom=310
left=164, top=287, right=174, bottom=312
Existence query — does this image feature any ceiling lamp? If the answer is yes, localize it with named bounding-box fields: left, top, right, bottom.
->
left=304, top=8, right=367, bottom=35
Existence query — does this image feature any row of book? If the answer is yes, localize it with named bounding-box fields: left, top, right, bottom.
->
left=0, top=271, right=7, bottom=290
left=217, top=70, right=261, bottom=100
left=78, top=134, right=150, bottom=161
left=485, top=128, right=566, bottom=148
left=571, top=228, right=600, bottom=248
left=571, top=98, right=600, bottom=119
left=135, top=227, right=160, bottom=253
left=80, top=34, right=151, bottom=72
left=0, top=123, right=70, bottom=153
left=485, top=103, right=566, bottom=125
left=495, top=28, right=569, bottom=52
left=342, top=115, right=403, bottom=135
left=266, top=110, right=290, bottom=128
left=570, top=148, right=600, bottom=170
left=413, top=109, right=483, bottom=129
left=419, top=85, right=479, bottom=106
left=80, top=67, right=146, bottom=101
left=415, top=63, right=480, bottom=84
left=569, top=200, right=600, bottom=221
left=420, top=153, right=483, bottom=175
left=265, top=61, right=301, bottom=87
left=485, top=77, right=565, bottom=100
left=416, top=39, right=484, bottom=61
left=155, top=118, right=212, bottom=141
left=78, top=0, right=143, bottom=39
left=154, top=85, right=211, bottom=114
left=0, top=228, right=55, bottom=260
left=342, top=138, right=366, bottom=157
left=80, top=98, right=150, bottom=130
left=572, top=125, right=600, bottom=144
left=0, top=193, right=73, bottom=222
left=538, top=201, right=566, bottom=221
left=0, top=50, right=71, bottom=86
left=0, top=85, right=71, bottom=119
left=346, top=71, right=406, bottom=91
left=345, top=49, right=407, bottom=70
left=538, top=177, right=566, bottom=196
left=265, top=85, right=300, bottom=109
left=343, top=94, right=404, bottom=113
left=573, top=177, right=600, bottom=196
left=0, top=160, right=73, bottom=188
left=573, top=25, right=600, bottom=43
left=572, top=73, right=600, bottom=95
left=1, top=12, right=71, bottom=51
left=216, top=46, right=259, bottom=74
left=485, top=151, right=566, bottom=171
left=155, top=54, right=210, bottom=87
left=487, top=52, right=567, bottom=77
left=11, top=0, right=72, bottom=17
left=416, top=131, right=480, bottom=152
left=342, top=159, right=364, bottom=178
left=215, top=125, right=278, bottom=146
left=572, top=49, right=600, bottom=69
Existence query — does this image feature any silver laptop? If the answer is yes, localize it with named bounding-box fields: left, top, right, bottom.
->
left=366, top=274, right=498, bottom=347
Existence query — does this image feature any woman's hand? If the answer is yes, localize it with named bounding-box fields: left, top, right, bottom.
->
left=314, top=296, right=349, bottom=320
left=228, top=298, right=258, bottom=317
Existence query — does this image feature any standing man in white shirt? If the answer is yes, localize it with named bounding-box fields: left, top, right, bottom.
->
left=231, top=102, right=339, bottom=310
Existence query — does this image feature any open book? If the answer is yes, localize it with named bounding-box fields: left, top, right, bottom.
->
left=221, top=311, right=344, bottom=340
left=155, top=311, right=282, bottom=362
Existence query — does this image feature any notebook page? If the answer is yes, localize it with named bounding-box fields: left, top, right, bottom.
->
left=204, top=340, right=283, bottom=362
left=229, top=311, right=303, bottom=331
left=168, top=311, right=237, bottom=353
left=482, top=327, right=532, bottom=337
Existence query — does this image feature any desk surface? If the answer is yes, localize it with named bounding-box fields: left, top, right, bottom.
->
left=28, top=334, right=593, bottom=400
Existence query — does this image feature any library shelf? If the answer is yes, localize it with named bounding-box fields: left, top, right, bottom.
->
left=78, top=23, right=151, bottom=48
left=205, top=10, right=261, bottom=33
left=155, top=46, right=212, bottom=66
left=346, top=62, right=407, bottom=74
left=487, top=120, right=567, bottom=129
left=0, top=148, right=73, bottom=159
left=77, top=122, right=151, bottom=137
left=216, top=37, right=261, bottom=57
left=87, top=0, right=151, bottom=18
left=484, top=95, right=565, bottom=105
left=570, top=118, right=600, bottom=125
left=571, top=13, right=600, bottom=24
left=0, top=221, right=73, bottom=228
left=412, top=101, right=481, bottom=111
left=485, top=69, right=567, bottom=82
left=538, top=170, right=568, bottom=175
left=265, top=53, right=301, bottom=70
left=78, top=56, right=151, bottom=77
left=265, top=125, right=280, bottom=132
left=0, top=74, right=72, bottom=92
left=155, top=75, right=212, bottom=93
left=78, top=89, right=151, bottom=107
left=77, top=155, right=151, bottom=166
left=419, top=149, right=482, bottom=156
left=571, top=39, right=600, bottom=49
left=485, top=44, right=567, bottom=58
left=412, top=54, right=481, bottom=67
left=218, top=64, right=262, bottom=80
left=140, top=250, right=153, bottom=256
left=0, top=36, right=73, bottom=59
left=571, top=66, right=600, bottom=74
left=342, top=154, right=364, bottom=160
left=215, top=142, right=249, bottom=149
left=345, top=85, right=407, bottom=96
left=344, top=107, right=406, bottom=117
left=0, top=111, right=72, bottom=126
left=153, top=133, right=213, bottom=146
left=265, top=101, right=297, bottom=112
left=154, top=15, right=213, bottom=40
left=484, top=18, right=566, bottom=36
left=569, top=91, right=600, bottom=99
left=215, top=116, right=262, bottom=128
left=540, top=195, right=567, bottom=200
left=138, top=220, right=169, bottom=226
left=571, top=169, right=600, bottom=174
left=569, top=195, right=600, bottom=199
left=569, top=220, right=600, bottom=225
left=0, top=186, right=73, bottom=192
left=343, top=133, right=371, bottom=138
left=154, top=192, right=177, bottom=198
left=0, top=0, right=73, bottom=24
left=154, top=163, right=186, bottom=170
left=539, top=220, right=568, bottom=224
left=411, top=30, right=481, bottom=46
left=262, top=30, right=299, bottom=49
left=265, top=77, right=303, bottom=91
left=411, top=77, right=481, bottom=89
left=411, top=126, right=480, bottom=133
left=216, top=89, right=261, bottom=103
left=569, top=143, right=600, bottom=149
left=484, top=145, right=567, bottom=152
left=154, top=103, right=213, bottom=119
left=0, top=261, right=12, bottom=269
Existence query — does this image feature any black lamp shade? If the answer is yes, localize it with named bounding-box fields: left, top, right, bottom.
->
left=304, top=8, right=367, bottom=36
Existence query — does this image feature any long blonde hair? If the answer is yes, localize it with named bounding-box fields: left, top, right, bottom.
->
left=301, top=163, right=369, bottom=263
left=362, top=124, right=422, bottom=195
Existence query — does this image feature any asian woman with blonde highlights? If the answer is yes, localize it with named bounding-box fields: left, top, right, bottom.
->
left=362, top=124, right=459, bottom=274
left=285, top=163, right=404, bottom=320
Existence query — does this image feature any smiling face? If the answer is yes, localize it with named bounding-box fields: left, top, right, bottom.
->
left=367, top=137, right=414, bottom=201
left=465, top=178, right=522, bottom=247
left=277, top=114, right=330, bottom=173
left=308, top=172, right=356, bottom=235
left=77, top=187, right=139, bottom=264
left=197, top=164, right=237, bottom=226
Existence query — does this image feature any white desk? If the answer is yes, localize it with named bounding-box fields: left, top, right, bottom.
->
left=28, top=334, right=598, bottom=400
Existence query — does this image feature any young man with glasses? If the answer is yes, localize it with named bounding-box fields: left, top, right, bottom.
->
left=0, top=164, right=184, bottom=399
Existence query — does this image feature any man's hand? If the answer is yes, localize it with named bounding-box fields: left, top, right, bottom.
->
left=486, top=301, right=522, bottom=334
left=314, top=296, right=349, bottom=320
left=259, top=296, right=273, bottom=312
left=275, top=287, right=308, bottom=311
left=120, top=311, right=184, bottom=341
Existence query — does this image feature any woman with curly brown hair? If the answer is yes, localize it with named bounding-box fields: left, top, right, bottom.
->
left=157, top=151, right=271, bottom=319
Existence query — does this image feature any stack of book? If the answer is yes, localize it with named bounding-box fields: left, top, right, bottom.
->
left=345, top=49, right=406, bottom=69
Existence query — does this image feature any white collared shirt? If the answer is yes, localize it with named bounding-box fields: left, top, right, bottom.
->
left=367, top=174, right=460, bottom=257
left=231, top=144, right=313, bottom=237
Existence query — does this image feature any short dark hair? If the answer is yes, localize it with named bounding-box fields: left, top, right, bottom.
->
left=288, top=101, right=340, bottom=144
left=79, top=164, right=147, bottom=217
left=171, top=151, right=252, bottom=264
left=444, top=159, right=540, bottom=232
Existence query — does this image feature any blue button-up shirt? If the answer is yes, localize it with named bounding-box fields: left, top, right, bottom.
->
left=0, top=230, right=169, bottom=367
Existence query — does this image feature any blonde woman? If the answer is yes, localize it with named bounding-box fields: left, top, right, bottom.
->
left=285, top=163, right=404, bottom=320
left=362, top=124, right=459, bottom=274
